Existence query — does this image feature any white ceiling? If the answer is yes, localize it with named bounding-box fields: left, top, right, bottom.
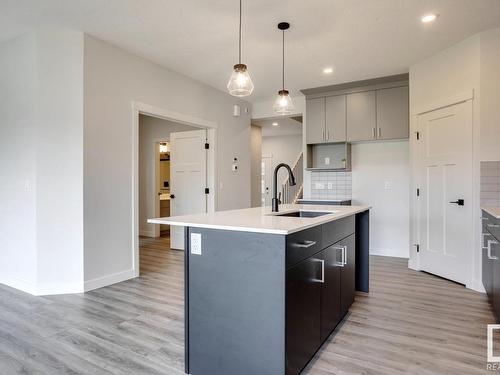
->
left=2, top=0, right=500, bottom=102
left=252, top=116, right=302, bottom=137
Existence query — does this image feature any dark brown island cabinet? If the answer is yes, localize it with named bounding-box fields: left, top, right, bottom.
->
left=184, top=210, right=369, bottom=375
left=482, top=209, right=500, bottom=321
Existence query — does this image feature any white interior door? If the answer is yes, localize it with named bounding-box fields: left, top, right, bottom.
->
left=418, top=101, right=473, bottom=284
left=170, top=129, right=207, bottom=250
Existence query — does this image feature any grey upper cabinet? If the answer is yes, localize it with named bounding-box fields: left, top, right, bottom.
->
left=376, top=86, right=409, bottom=140
left=325, top=95, right=346, bottom=142
left=346, top=91, right=376, bottom=142
left=306, top=98, right=326, bottom=144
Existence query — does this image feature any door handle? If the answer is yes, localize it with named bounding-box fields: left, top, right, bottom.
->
left=449, top=199, right=464, bottom=206
left=294, top=240, right=317, bottom=248
left=488, top=240, right=499, bottom=260
left=170, top=194, right=175, bottom=199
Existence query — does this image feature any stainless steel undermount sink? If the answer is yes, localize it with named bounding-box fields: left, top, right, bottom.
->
left=273, top=210, right=333, bottom=218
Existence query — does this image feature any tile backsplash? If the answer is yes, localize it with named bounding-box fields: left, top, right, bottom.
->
left=481, top=161, right=500, bottom=207
left=310, top=171, right=352, bottom=200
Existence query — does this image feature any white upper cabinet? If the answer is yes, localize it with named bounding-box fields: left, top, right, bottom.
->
left=306, top=98, right=326, bottom=144
left=376, top=86, right=409, bottom=140
left=346, top=91, right=376, bottom=142
left=325, top=95, right=346, bottom=143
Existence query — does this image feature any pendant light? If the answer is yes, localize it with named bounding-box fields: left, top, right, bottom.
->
left=227, top=0, right=254, bottom=97
left=273, top=22, right=294, bottom=115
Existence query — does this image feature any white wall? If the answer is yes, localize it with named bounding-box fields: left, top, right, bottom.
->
left=262, top=134, right=303, bottom=186
left=352, top=141, right=410, bottom=258
left=0, top=28, right=84, bottom=295
left=480, top=28, right=500, bottom=162
left=139, top=114, right=194, bottom=236
left=250, top=125, right=262, bottom=207
left=83, top=35, right=252, bottom=288
left=0, top=33, right=38, bottom=293
left=408, top=30, right=500, bottom=291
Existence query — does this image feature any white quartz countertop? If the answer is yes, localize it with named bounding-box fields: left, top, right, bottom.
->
left=297, top=198, right=351, bottom=202
left=482, top=206, right=500, bottom=219
left=148, top=204, right=370, bottom=235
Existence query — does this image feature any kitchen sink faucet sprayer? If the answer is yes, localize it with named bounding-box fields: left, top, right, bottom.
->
left=272, top=163, right=296, bottom=212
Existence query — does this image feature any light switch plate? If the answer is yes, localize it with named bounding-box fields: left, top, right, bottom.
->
left=191, top=233, right=202, bottom=255
left=324, top=157, right=330, bottom=165
left=327, top=183, right=333, bottom=189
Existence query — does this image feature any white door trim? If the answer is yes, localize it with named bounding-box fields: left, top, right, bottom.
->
left=132, top=101, right=217, bottom=277
left=412, top=89, right=474, bottom=116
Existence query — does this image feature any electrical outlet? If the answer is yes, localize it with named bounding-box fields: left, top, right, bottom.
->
left=324, top=157, right=330, bottom=165
left=327, top=183, right=333, bottom=190
left=315, top=182, right=325, bottom=190
left=191, top=233, right=202, bottom=255
left=384, top=181, right=392, bottom=190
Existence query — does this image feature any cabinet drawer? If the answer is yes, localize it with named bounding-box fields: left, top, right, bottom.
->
left=286, top=226, right=322, bottom=268
left=483, top=210, right=500, bottom=241
left=322, top=215, right=355, bottom=249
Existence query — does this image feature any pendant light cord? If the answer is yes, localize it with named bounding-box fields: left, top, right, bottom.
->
left=239, top=0, right=242, bottom=64
left=282, top=29, right=285, bottom=91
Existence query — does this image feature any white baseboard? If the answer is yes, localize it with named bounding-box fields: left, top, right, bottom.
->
left=139, top=229, right=157, bottom=237
left=36, top=282, right=84, bottom=296
left=369, top=248, right=409, bottom=259
left=0, top=274, right=38, bottom=295
left=84, top=268, right=136, bottom=292
left=469, top=278, right=486, bottom=293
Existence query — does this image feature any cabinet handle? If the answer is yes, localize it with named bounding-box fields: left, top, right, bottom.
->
left=377, top=128, right=381, bottom=138
left=342, top=246, right=347, bottom=266
left=488, top=223, right=500, bottom=228
left=483, top=233, right=492, bottom=249
left=327, top=130, right=330, bottom=140
left=294, top=240, right=317, bottom=248
left=488, top=240, right=499, bottom=260
left=319, top=259, right=325, bottom=283
left=372, top=128, right=376, bottom=139
left=322, top=130, right=325, bottom=141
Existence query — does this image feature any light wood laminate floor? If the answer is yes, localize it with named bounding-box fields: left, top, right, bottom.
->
left=0, top=236, right=494, bottom=374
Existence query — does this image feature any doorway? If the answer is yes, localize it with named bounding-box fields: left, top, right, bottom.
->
left=133, top=103, right=217, bottom=277
left=251, top=115, right=304, bottom=207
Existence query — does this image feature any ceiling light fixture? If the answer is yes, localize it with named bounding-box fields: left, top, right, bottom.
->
left=272, top=122, right=278, bottom=126
left=421, top=13, right=437, bottom=23
left=323, top=67, right=333, bottom=74
left=227, top=0, right=254, bottom=97
left=273, top=22, right=294, bottom=115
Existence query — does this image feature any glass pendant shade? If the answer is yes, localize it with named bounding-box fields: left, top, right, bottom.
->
left=273, top=89, right=294, bottom=115
left=227, top=64, right=254, bottom=97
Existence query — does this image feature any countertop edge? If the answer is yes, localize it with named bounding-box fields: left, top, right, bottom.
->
left=482, top=206, right=500, bottom=219
left=148, top=206, right=370, bottom=235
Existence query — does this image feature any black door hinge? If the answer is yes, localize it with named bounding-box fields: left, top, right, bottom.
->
left=416, top=131, right=420, bottom=140
left=414, top=244, right=420, bottom=253
left=416, top=188, right=420, bottom=197
left=204, top=188, right=209, bottom=194
left=205, top=143, right=209, bottom=149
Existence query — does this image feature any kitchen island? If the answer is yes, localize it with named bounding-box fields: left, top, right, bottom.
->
left=149, top=204, right=370, bottom=375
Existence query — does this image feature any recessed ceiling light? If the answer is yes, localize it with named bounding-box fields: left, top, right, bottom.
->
left=272, top=122, right=278, bottom=126
left=421, top=13, right=437, bottom=23
left=323, top=67, right=334, bottom=74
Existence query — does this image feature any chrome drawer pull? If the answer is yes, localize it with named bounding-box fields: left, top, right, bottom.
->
left=483, top=233, right=492, bottom=249
left=343, top=246, right=347, bottom=266
left=294, top=240, right=317, bottom=248
left=488, top=240, right=499, bottom=260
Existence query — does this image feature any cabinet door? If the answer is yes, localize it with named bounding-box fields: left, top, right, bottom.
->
left=483, top=232, right=494, bottom=300
left=325, top=95, right=346, bottom=142
left=492, top=240, right=500, bottom=322
left=306, top=98, right=325, bottom=144
left=340, top=234, right=356, bottom=317
left=376, top=86, right=409, bottom=140
left=346, top=91, right=376, bottom=142
left=320, top=245, right=342, bottom=342
left=286, top=257, right=321, bottom=375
